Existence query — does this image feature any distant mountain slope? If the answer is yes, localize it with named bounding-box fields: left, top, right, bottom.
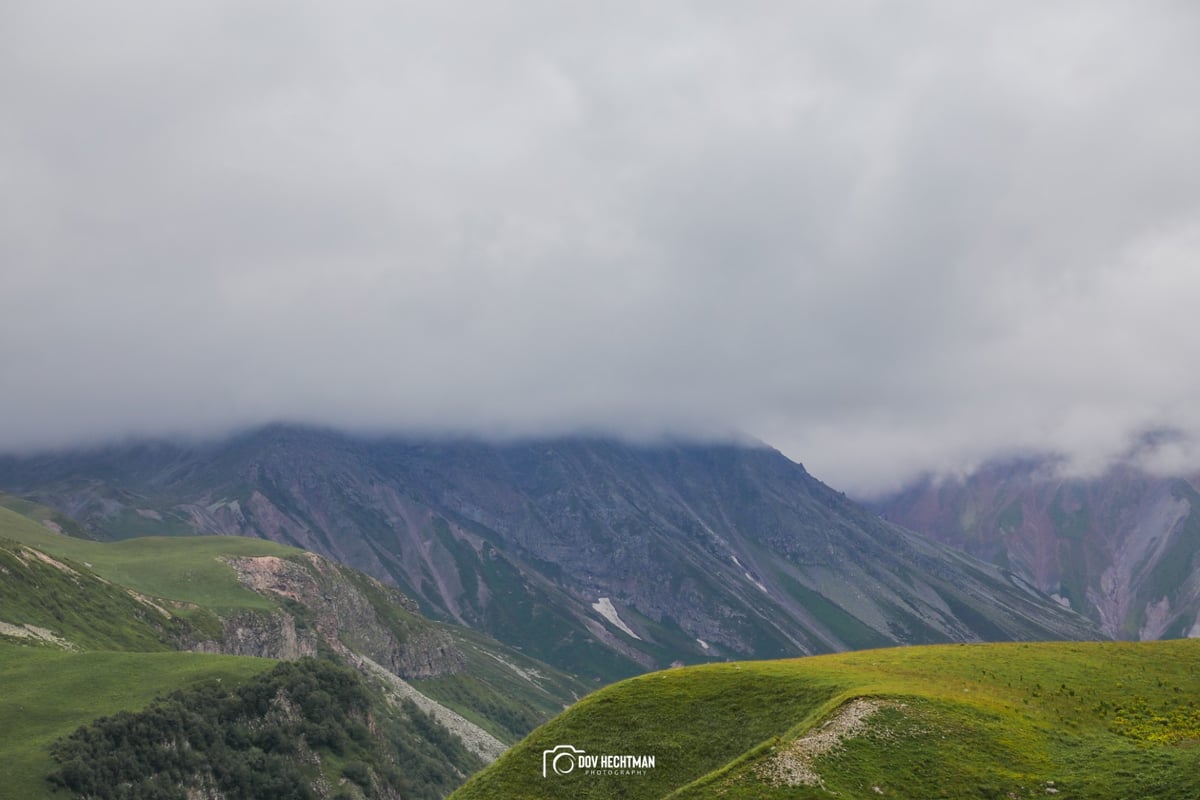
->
left=873, top=459, right=1200, bottom=640
left=451, top=639, right=1200, bottom=800
left=0, top=426, right=1099, bottom=679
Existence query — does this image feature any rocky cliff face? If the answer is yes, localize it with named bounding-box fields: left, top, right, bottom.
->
left=181, top=551, right=465, bottom=679
left=185, top=608, right=319, bottom=660
left=0, top=426, right=1100, bottom=678
left=873, top=459, right=1200, bottom=640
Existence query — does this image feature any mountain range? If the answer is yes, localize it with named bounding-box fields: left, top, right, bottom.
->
left=874, top=457, right=1200, bottom=641
left=0, top=425, right=1097, bottom=681
left=11, top=424, right=1200, bottom=798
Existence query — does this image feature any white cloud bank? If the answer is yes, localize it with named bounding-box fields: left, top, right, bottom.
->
left=2, top=2, right=1200, bottom=493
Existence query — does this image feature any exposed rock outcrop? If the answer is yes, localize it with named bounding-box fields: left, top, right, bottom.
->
left=182, top=552, right=465, bottom=680
left=877, top=460, right=1200, bottom=640
left=224, top=553, right=465, bottom=678
left=184, top=608, right=317, bottom=659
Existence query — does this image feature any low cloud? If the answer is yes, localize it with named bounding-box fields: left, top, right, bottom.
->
left=3, top=2, right=1200, bottom=494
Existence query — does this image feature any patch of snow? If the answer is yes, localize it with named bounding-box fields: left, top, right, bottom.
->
left=745, top=572, right=769, bottom=593
left=592, top=597, right=642, bottom=640
left=1051, top=593, right=1071, bottom=609
left=697, top=638, right=710, bottom=650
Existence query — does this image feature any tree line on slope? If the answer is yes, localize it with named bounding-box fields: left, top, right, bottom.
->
left=47, top=658, right=481, bottom=800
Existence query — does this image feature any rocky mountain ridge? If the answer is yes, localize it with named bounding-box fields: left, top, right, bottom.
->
left=873, top=458, right=1200, bottom=640
left=0, top=426, right=1100, bottom=678
left=206, top=552, right=466, bottom=679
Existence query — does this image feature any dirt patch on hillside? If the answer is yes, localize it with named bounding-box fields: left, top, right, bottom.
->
left=223, top=555, right=308, bottom=602
left=0, top=620, right=74, bottom=649
left=127, top=589, right=173, bottom=618
left=22, top=546, right=81, bottom=577
left=755, top=698, right=902, bottom=788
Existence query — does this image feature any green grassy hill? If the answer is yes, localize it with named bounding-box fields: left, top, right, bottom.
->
left=452, top=639, right=1200, bottom=800
left=0, top=504, right=296, bottom=655
left=0, top=505, right=584, bottom=736
left=0, top=645, right=276, bottom=799
left=0, top=492, right=92, bottom=539
left=0, top=503, right=584, bottom=798
left=0, top=507, right=296, bottom=611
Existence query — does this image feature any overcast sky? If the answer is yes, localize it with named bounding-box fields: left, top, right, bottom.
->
left=3, top=2, right=1200, bottom=494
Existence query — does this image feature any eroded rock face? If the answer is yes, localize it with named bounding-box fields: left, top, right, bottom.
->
left=186, top=608, right=318, bottom=659
left=876, top=460, right=1200, bottom=640
left=186, top=553, right=464, bottom=679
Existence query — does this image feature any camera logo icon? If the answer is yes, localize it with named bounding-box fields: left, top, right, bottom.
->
left=542, top=744, right=586, bottom=777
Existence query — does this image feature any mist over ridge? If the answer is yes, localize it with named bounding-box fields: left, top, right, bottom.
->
left=4, top=2, right=1200, bottom=494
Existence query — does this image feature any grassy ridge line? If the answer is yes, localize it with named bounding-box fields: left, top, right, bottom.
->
left=661, top=690, right=860, bottom=799
left=452, top=640, right=1200, bottom=800
left=0, top=492, right=91, bottom=539
left=0, top=506, right=296, bottom=610
left=0, top=644, right=276, bottom=800
left=452, top=661, right=847, bottom=799
left=675, top=641, right=1200, bottom=799
left=0, top=535, right=188, bottom=652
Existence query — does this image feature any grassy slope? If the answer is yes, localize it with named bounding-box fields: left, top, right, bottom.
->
left=0, top=507, right=287, bottom=797
left=0, top=536, right=188, bottom=651
left=0, top=644, right=275, bottom=800
left=414, top=625, right=589, bottom=743
left=0, top=492, right=92, bottom=539
left=452, top=640, right=1200, bottom=800
left=0, top=503, right=585, bottom=753
left=0, top=507, right=295, bottom=610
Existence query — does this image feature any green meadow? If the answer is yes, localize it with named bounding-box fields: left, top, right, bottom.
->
left=0, top=506, right=296, bottom=610
left=0, top=645, right=275, bottom=799
left=452, top=639, right=1200, bottom=800
left=0, top=507, right=293, bottom=797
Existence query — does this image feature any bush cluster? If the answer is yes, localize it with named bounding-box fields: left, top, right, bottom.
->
left=47, top=658, right=478, bottom=800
